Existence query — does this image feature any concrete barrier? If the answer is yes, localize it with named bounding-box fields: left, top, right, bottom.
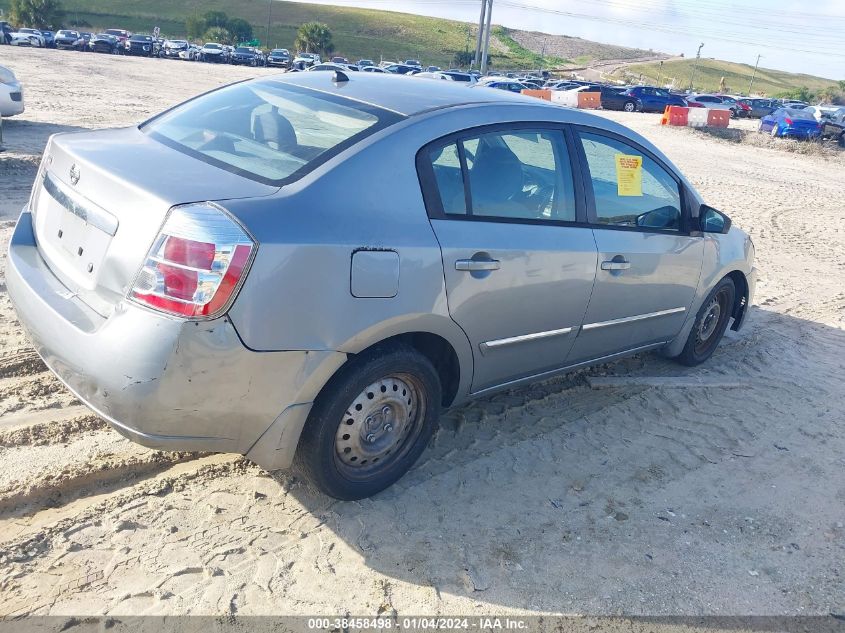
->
left=577, top=91, right=601, bottom=109
left=520, top=89, right=552, bottom=101
left=660, top=105, right=731, bottom=129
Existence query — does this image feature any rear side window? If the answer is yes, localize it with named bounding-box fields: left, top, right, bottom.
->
left=142, top=80, right=401, bottom=185
left=423, top=128, right=577, bottom=223
left=578, top=131, right=682, bottom=232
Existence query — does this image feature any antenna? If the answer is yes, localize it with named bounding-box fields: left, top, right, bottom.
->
left=333, top=69, right=349, bottom=83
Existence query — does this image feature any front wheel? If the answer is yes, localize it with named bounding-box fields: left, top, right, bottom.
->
left=673, top=277, right=736, bottom=367
left=295, top=344, right=441, bottom=500
left=623, top=101, right=637, bottom=113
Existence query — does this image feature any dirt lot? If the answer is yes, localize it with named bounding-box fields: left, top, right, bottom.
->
left=0, top=47, right=844, bottom=618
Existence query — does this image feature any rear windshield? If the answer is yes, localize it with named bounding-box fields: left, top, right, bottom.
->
left=142, top=79, right=402, bottom=185
left=784, top=109, right=814, bottom=120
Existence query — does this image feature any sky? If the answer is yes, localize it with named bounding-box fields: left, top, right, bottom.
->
left=292, top=0, right=845, bottom=79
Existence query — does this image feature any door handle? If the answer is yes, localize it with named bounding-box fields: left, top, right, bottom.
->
left=601, top=260, right=631, bottom=271
left=456, top=259, right=500, bottom=272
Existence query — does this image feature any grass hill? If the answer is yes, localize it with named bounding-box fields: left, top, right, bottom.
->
left=0, top=0, right=658, bottom=70
left=613, top=57, right=840, bottom=98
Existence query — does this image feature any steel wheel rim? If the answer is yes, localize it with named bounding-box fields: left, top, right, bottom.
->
left=624, top=102, right=635, bottom=112
left=694, top=289, right=729, bottom=355
left=334, top=373, right=425, bottom=480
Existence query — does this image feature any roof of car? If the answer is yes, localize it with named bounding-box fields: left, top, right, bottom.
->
left=265, top=71, right=545, bottom=116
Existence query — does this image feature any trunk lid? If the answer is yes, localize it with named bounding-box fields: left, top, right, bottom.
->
left=30, top=126, right=276, bottom=317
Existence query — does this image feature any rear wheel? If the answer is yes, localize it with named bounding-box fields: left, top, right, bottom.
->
left=295, top=344, right=441, bottom=500
left=673, top=277, right=735, bottom=366
left=623, top=101, right=637, bottom=113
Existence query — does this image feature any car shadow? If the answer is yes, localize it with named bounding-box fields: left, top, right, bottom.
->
left=272, top=305, right=845, bottom=614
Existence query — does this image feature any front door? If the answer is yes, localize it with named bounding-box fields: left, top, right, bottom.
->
left=418, top=126, right=597, bottom=392
left=567, top=128, right=704, bottom=363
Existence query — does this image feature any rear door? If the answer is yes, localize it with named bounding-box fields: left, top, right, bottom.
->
left=418, top=125, right=597, bottom=392
left=566, top=128, right=703, bottom=363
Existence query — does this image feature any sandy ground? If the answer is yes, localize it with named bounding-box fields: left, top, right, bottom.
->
left=0, top=46, right=844, bottom=619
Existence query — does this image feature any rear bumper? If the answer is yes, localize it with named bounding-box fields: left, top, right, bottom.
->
left=7, top=210, right=346, bottom=466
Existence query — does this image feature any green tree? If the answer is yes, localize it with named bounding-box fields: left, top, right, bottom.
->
left=226, top=17, right=253, bottom=43
left=452, top=50, right=474, bottom=68
left=185, top=15, right=206, bottom=41
left=838, top=80, right=845, bottom=91
left=294, top=21, right=334, bottom=56
left=9, top=0, right=65, bottom=29
left=203, top=26, right=232, bottom=44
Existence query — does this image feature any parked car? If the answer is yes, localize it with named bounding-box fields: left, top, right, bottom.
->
left=88, top=33, right=120, bottom=54
left=478, top=79, right=529, bottom=93
left=178, top=45, right=201, bottom=61
left=383, top=63, right=419, bottom=75
left=739, top=98, right=778, bottom=118
left=404, top=59, right=422, bottom=67
left=267, top=48, right=291, bottom=68
left=441, top=71, right=477, bottom=84
left=230, top=46, right=262, bottom=66
left=803, top=105, right=845, bottom=124
left=161, top=39, right=189, bottom=59
left=425, top=66, right=441, bottom=73
left=103, top=28, right=131, bottom=46
left=1, top=21, right=14, bottom=45
left=759, top=107, right=821, bottom=139
left=618, top=86, right=687, bottom=113
left=778, top=99, right=808, bottom=109
left=200, top=42, right=227, bottom=63
left=685, top=94, right=734, bottom=112
left=293, top=52, right=320, bottom=67
left=54, top=29, right=81, bottom=50
left=592, top=85, right=630, bottom=110
left=78, top=32, right=94, bottom=50
left=6, top=73, right=756, bottom=500
left=330, top=56, right=349, bottom=64
left=40, top=30, right=55, bottom=48
left=125, top=34, right=154, bottom=56
left=715, top=95, right=751, bottom=118
left=307, top=62, right=359, bottom=72
left=356, top=58, right=375, bottom=68
left=10, top=27, right=47, bottom=47
left=0, top=65, right=24, bottom=116
left=360, top=65, right=387, bottom=73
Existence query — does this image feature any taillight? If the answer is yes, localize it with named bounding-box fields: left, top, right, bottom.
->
left=785, top=118, right=793, bottom=125
left=130, top=203, right=256, bottom=319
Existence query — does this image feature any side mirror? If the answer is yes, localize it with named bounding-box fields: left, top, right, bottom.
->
left=699, top=204, right=731, bottom=234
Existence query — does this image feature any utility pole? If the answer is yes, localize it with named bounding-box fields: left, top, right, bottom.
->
left=656, top=60, right=664, bottom=87
left=480, top=0, right=493, bottom=75
left=688, top=42, right=704, bottom=92
left=748, top=54, right=762, bottom=95
left=266, top=0, right=272, bottom=48
left=473, top=0, right=488, bottom=69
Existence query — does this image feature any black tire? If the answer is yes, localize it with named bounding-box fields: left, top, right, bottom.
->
left=673, top=277, right=736, bottom=367
left=295, top=344, right=441, bottom=500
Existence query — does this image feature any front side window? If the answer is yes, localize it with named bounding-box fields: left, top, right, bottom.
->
left=578, top=131, right=682, bottom=231
left=425, top=128, right=576, bottom=223
left=143, top=80, right=399, bottom=185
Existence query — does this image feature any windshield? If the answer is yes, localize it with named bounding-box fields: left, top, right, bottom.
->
left=204, top=43, right=221, bottom=49
left=142, top=80, right=401, bottom=185
left=131, top=35, right=151, bottom=41
left=235, top=47, right=252, bottom=53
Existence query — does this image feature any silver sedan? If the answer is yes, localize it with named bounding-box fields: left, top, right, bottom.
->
left=7, top=72, right=756, bottom=499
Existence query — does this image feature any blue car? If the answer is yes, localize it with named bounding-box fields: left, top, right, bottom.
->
left=617, top=86, right=687, bottom=113
left=759, top=108, right=821, bottom=139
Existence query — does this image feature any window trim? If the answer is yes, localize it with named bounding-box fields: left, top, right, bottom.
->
left=571, top=125, right=692, bottom=235
left=415, top=121, right=588, bottom=227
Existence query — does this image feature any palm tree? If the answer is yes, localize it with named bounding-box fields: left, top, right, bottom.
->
left=294, top=22, right=334, bottom=55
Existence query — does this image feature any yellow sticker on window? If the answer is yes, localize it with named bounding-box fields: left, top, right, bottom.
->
left=614, top=154, right=643, bottom=197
